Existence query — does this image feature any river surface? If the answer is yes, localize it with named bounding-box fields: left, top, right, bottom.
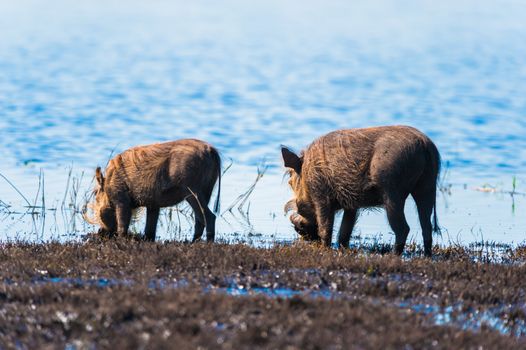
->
left=0, top=0, right=525, bottom=245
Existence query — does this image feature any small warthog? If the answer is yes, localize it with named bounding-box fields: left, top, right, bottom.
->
left=85, top=139, right=221, bottom=242
left=282, top=126, right=440, bottom=256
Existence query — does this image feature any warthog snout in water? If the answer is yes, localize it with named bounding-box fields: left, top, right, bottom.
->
left=282, top=126, right=440, bottom=257
left=85, top=139, right=221, bottom=242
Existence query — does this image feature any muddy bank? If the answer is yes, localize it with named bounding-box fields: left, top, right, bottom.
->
left=1, top=240, right=525, bottom=348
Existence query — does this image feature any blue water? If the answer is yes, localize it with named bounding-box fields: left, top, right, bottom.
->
left=0, top=0, right=525, bottom=243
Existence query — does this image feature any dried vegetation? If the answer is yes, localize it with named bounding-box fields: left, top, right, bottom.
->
left=1, top=240, right=526, bottom=348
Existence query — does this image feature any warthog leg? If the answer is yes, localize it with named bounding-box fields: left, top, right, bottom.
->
left=144, top=207, right=160, bottom=241
left=412, top=188, right=435, bottom=257
left=187, top=196, right=205, bottom=242
left=337, top=209, right=358, bottom=249
left=205, top=210, right=216, bottom=242
left=313, top=201, right=336, bottom=247
left=385, top=198, right=410, bottom=255
left=192, top=220, right=205, bottom=242
left=115, top=204, right=132, bottom=238
left=187, top=194, right=216, bottom=243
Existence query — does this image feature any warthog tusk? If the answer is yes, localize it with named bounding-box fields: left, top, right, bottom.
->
left=284, top=199, right=298, bottom=215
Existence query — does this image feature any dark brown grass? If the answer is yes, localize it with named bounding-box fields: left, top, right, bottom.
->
left=1, top=240, right=525, bottom=349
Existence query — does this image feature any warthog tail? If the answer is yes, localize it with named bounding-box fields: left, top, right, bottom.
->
left=212, top=148, right=221, bottom=214
left=432, top=199, right=440, bottom=235
left=428, top=139, right=441, bottom=236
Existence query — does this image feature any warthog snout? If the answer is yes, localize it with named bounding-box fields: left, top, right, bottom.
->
left=92, top=178, right=117, bottom=234
left=290, top=212, right=319, bottom=241
left=284, top=199, right=319, bottom=241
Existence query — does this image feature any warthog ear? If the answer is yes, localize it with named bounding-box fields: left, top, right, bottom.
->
left=281, top=146, right=302, bottom=174
left=95, top=167, right=105, bottom=191
left=284, top=199, right=298, bottom=215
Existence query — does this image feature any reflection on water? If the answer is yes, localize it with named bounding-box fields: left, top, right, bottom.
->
left=0, top=164, right=523, bottom=245
left=0, top=0, right=525, bottom=243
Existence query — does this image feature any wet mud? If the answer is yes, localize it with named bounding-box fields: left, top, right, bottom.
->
left=1, top=239, right=525, bottom=349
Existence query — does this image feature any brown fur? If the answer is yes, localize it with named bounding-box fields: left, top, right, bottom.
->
left=282, top=126, right=440, bottom=256
left=86, top=139, right=221, bottom=242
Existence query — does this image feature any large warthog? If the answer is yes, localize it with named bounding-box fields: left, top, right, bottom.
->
left=85, top=139, right=221, bottom=242
left=282, top=126, right=440, bottom=256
